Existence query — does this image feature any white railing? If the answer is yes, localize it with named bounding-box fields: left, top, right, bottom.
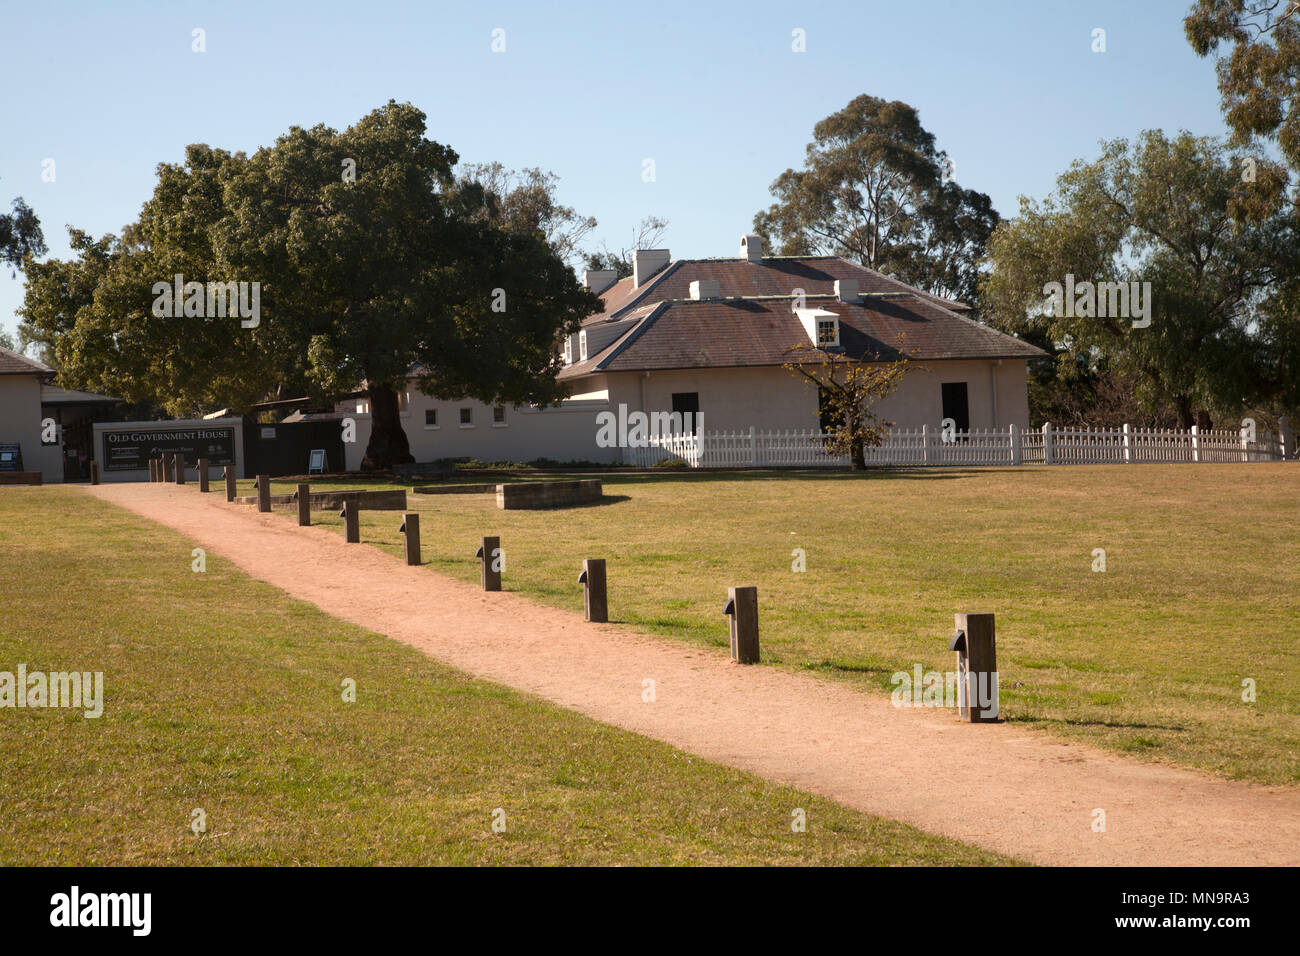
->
left=629, top=422, right=1293, bottom=469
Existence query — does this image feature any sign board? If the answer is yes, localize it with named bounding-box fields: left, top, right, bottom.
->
left=101, top=427, right=236, bottom=472
left=0, top=443, right=23, bottom=472
left=260, top=426, right=276, bottom=439
left=308, top=449, right=327, bottom=474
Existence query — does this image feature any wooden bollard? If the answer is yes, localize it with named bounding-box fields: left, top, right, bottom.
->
left=722, top=586, right=759, bottom=664
left=255, top=474, right=270, bottom=513
left=399, top=513, right=420, bottom=565
left=173, top=452, right=185, bottom=485
left=224, top=466, right=236, bottom=502
left=198, top=458, right=209, bottom=492
left=950, top=612, right=999, bottom=723
left=90, top=460, right=100, bottom=485
left=578, top=559, right=607, bottom=623
left=148, top=459, right=157, bottom=482
left=295, top=484, right=311, bottom=526
left=340, top=500, right=360, bottom=543
left=476, top=536, right=501, bottom=591
left=161, top=455, right=173, bottom=482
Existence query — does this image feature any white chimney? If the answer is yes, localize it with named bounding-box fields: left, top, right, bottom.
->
left=582, top=269, right=618, bottom=295
left=834, top=279, right=860, bottom=303
left=740, top=234, right=763, bottom=263
left=632, top=249, right=671, bottom=288
left=689, top=279, right=720, bottom=300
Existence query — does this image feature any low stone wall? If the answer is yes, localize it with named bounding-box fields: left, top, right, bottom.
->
left=412, top=483, right=497, bottom=495
left=234, top=489, right=407, bottom=511
left=496, top=479, right=602, bottom=510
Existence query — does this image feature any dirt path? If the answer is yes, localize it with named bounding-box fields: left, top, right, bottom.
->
left=85, top=482, right=1299, bottom=866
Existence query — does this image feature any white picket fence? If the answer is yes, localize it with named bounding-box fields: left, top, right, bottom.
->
left=624, top=422, right=1293, bottom=469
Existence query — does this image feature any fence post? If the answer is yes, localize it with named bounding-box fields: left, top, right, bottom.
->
left=173, top=453, right=185, bottom=485
left=1240, top=424, right=1250, bottom=463
left=296, top=483, right=311, bottom=526
left=198, top=458, right=210, bottom=492
left=1009, top=423, right=1021, bottom=466
left=1042, top=422, right=1053, bottom=465
left=90, top=460, right=100, bottom=485
left=256, top=474, right=271, bottom=513
left=148, top=460, right=156, bottom=482
left=477, top=536, right=502, bottom=591
left=578, top=558, right=608, bottom=623
left=224, top=466, right=236, bottom=502
left=1191, top=424, right=1200, bottom=463
left=749, top=425, right=758, bottom=467
left=1279, top=416, right=1293, bottom=461
left=161, top=455, right=173, bottom=482
left=722, top=586, right=759, bottom=664
left=341, top=500, right=360, bottom=543
left=922, top=424, right=930, bottom=466
left=951, top=612, right=998, bottom=723
left=399, top=513, right=420, bottom=565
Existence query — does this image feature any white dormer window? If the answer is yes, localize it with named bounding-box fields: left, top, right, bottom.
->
left=564, top=338, right=573, bottom=365
left=795, top=307, right=841, bottom=349
left=579, top=330, right=588, bottom=362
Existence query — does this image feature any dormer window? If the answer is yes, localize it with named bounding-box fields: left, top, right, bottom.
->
left=817, top=318, right=840, bottom=348
left=564, top=338, right=573, bottom=365
left=796, top=307, right=842, bottom=350
left=579, top=330, right=588, bottom=362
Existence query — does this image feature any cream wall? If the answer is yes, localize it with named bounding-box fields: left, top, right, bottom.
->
left=0, top=375, right=62, bottom=482
left=352, top=359, right=1033, bottom=468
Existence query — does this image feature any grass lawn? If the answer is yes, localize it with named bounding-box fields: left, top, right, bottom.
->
left=307, top=463, right=1300, bottom=785
left=0, top=487, right=1012, bottom=865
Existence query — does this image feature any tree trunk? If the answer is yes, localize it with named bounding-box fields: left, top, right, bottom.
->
left=1174, top=395, right=1195, bottom=430
left=361, top=383, right=414, bottom=471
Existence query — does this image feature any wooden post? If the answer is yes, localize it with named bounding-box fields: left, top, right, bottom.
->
left=1123, top=423, right=1132, bottom=463
left=477, top=536, right=501, bottom=591
left=399, top=513, right=420, bottom=565
left=173, top=452, right=185, bottom=484
left=952, top=612, right=998, bottom=723
left=578, top=559, right=607, bottom=623
left=256, top=474, right=270, bottom=513
left=224, top=466, right=236, bottom=502
left=161, top=455, right=173, bottom=482
left=1009, top=423, right=1021, bottom=466
left=341, top=500, right=360, bottom=543
left=198, top=458, right=209, bottom=492
left=1042, top=422, right=1053, bottom=465
left=922, top=424, right=930, bottom=466
left=148, top=459, right=156, bottom=482
left=90, top=460, right=100, bottom=485
left=296, top=483, right=311, bottom=526
left=722, top=586, right=759, bottom=664
left=1191, top=424, right=1200, bottom=463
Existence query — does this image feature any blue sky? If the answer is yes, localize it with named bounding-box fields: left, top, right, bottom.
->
left=1, top=0, right=1232, bottom=343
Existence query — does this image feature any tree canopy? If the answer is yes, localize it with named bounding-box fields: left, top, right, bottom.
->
left=983, top=130, right=1296, bottom=427
left=20, top=101, right=602, bottom=468
left=753, top=95, right=999, bottom=309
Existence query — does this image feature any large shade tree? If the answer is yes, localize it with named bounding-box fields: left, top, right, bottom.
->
left=753, top=95, right=999, bottom=308
left=983, top=130, right=1294, bottom=428
left=21, top=102, right=601, bottom=469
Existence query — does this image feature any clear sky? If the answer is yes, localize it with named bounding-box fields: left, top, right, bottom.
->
left=0, top=0, right=1233, bottom=343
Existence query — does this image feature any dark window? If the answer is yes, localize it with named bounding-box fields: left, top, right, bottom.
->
left=671, top=392, right=700, bottom=435
left=817, top=387, right=843, bottom=432
left=941, top=382, right=970, bottom=433
left=493, top=406, right=506, bottom=425
left=460, top=407, right=472, bottom=426
left=425, top=409, right=438, bottom=427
